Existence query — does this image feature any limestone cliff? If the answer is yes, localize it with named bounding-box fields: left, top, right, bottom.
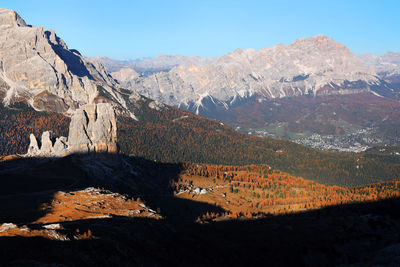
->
left=0, top=8, right=125, bottom=113
left=26, top=103, right=117, bottom=157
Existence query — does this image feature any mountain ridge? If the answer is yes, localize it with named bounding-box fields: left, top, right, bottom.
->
left=123, top=35, right=393, bottom=115
left=91, top=54, right=217, bottom=75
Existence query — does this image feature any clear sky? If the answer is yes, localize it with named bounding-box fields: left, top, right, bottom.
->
left=2, top=0, right=399, bottom=59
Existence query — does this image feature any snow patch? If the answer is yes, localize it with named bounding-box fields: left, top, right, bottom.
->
left=371, top=90, right=384, bottom=98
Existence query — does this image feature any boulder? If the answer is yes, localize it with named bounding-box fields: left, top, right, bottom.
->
left=193, top=187, right=201, bottom=195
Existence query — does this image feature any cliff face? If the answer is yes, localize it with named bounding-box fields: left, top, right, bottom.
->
left=27, top=103, right=117, bottom=157
left=68, top=103, right=118, bottom=154
left=0, top=8, right=123, bottom=113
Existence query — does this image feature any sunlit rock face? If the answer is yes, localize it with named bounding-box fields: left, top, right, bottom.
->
left=26, top=103, right=117, bottom=157
left=27, top=131, right=69, bottom=157
left=68, top=103, right=118, bottom=154
left=0, top=8, right=119, bottom=112
left=125, top=35, right=381, bottom=115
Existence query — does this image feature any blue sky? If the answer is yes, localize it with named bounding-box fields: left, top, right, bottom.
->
left=2, top=0, right=399, bottom=59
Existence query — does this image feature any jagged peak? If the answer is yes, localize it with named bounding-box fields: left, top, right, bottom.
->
left=310, top=34, right=332, bottom=41
left=0, top=8, right=27, bottom=27
left=233, top=48, right=244, bottom=54
left=225, top=35, right=344, bottom=59
left=292, top=35, right=337, bottom=46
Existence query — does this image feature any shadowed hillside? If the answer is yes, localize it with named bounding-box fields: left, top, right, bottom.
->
left=0, top=154, right=400, bottom=266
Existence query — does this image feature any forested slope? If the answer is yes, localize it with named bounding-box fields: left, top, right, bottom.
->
left=118, top=97, right=400, bottom=186
left=1, top=100, right=399, bottom=187
left=0, top=103, right=69, bottom=156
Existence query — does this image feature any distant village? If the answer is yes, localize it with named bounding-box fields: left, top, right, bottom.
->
left=247, top=127, right=389, bottom=153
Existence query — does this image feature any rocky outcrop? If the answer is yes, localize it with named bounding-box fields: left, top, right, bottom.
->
left=26, top=103, right=117, bottom=157
left=27, top=131, right=69, bottom=157
left=68, top=103, right=117, bottom=153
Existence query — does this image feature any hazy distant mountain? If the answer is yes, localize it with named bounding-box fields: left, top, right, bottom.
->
left=110, top=68, right=140, bottom=88
left=91, top=54, right=217, bottom=75
left=359, top=52, right=400, bottom=89
left=126, top=35, right=393, bottom=115
left=88, top=56, right=148, bottom=73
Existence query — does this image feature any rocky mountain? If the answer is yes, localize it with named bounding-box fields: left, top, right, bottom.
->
left=91, top=54, right=216, bottom=75
left=0, top=8, right=133, bottom=114
left=359, top=52, right=400, bottom=89
left=88, top=56, right=147, bottom=73
left=110, top=68, right=140, bottom=88
left=0, top=8, right=398, bottom=154
left=125, top=35, right=393, bottom=115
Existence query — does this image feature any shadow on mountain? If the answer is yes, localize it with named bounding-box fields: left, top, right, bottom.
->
left=45, top=31, right=94, bottom=79
left=0, top=153, right=223, bottom=224
left=1, top=154, right=400, bottom=266
left=0, top=197, right=399, bottom=266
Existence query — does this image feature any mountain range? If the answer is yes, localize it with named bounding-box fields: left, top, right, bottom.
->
left=99, top=35, right=400, bottom=149
left=118, top=35, right=399, bottom=113
left=0, top=7, right=399, bottom=170
left=91, top=54, right=216, bottom=75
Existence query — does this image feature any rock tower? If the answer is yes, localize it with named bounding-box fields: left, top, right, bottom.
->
left=27, top=103, right=117, bottom=157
